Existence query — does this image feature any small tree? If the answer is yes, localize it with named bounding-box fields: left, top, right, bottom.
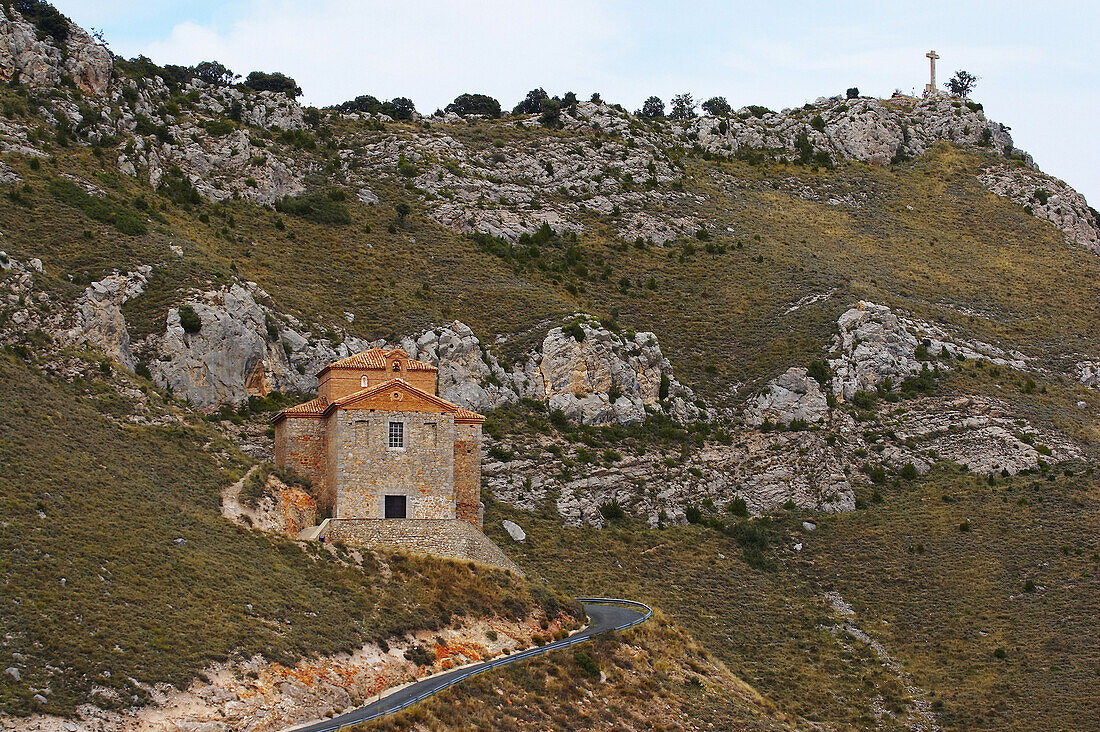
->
left=945, top=70, right=979, bottom=97
left=640, top=95, right=665, bottom=119
left=701, top=96, right=731, bottom=116
left=445, top=93, right=501, bottom=118
left=846, top=87, right=859, bottom=99
left=243, top=71, right=302, bottom=97
left=538, top=98, right=562, bottom=128
left=669, top=92, right=697, bottom=120
left=191, top=61, right=237, bottom=86
left=394, top=202, right=411, bottom=223
left=382, top=97, right=416, bottom=121
left=590, top=92, right=602, bottom=104
left=513, top=88, right=549, bottom=115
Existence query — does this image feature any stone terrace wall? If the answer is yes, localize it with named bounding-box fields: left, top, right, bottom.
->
left=322, top=518, right=523, bottom=575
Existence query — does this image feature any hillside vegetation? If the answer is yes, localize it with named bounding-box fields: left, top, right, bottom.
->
left=0, top=354, right=570, bottom=715
left=486, top=463, right=1100, bottom=731
left=1, top=2, right=1099, bottom=730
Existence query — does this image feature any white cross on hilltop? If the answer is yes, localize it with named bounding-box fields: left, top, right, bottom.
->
left=925, top=50, right=940, bottom=96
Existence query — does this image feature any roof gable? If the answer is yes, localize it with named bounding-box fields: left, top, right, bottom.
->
left=328, top=379, right=484, bottom=422
left=319, top=348, right=437, bottom=375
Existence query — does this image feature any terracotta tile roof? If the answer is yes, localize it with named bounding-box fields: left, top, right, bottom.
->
left=275, top=378, right=483, bottom=425
left=453, top=407, right=484, bottom=423
left=321, top=348, right=437, bottom=373
left=273, top=395, right=328, bottom=421
left=329, top=378, right=484, bottom=423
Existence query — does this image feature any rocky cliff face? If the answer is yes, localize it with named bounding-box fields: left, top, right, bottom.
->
left=139, top=286, right=695, bottom=424
left=63, top=267, right=151, bottom=370
left=979, top=164, right=1100, bottom=253
left=0, top=5, right=112, bottom=95
left=828, top=301, right=1028, bottom=400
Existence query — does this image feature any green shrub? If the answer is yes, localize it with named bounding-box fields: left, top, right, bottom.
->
left=851, top=390, right=877, bottom=410
left=178, top=304, right=202, bottom=333
left=274, top=191, right=351, bottom=225
left=405, top=644, right=434, bottom=666
left=47, top=179, right=147, bottom=236
left=446, top=93, right=501, bottom=118
left=574, top=650, right=600, bottom=676
left=724, top=519, right=772, bottom=570
left=810, top=114, right=826, bottom=132
left=684, top=505, right=702, bottom=524
left=727, top=496, right=749, bottom=517
left=202, top=118, right=236, bottom=136
left=900, top=462, right=918, bottom=481
left=243, top=70, right=302, bottom=96
left=487, top=444, right=514, bottom=462
left=807, top=359, right=831, bottom=385
left=563, top=321, right=586, bottom=342
left=598, top=500, right=626, bottom=523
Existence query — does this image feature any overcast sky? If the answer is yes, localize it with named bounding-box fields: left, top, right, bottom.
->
left=57, top=0, right=1100, bottom=205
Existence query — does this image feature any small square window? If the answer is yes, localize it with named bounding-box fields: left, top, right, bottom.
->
left=388, top=421, right=404, bottom=449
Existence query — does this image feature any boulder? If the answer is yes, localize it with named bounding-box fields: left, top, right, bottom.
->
left=64, top=267, right=151, bottom=369
left=747, top=367, right=828, bottom=426
left=501, top=520, right=526, bottom=542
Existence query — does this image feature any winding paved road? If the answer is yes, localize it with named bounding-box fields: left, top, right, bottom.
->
left=283, top=598, right=652, bottom=732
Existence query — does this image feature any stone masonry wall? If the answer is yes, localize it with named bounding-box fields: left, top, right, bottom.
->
left=323, top=518, right=523, bottom=575
left=275, top=417, right=331, bottom=513
left=453, top=422, right=483, bottom=527
left=333, top=409, right=455, bottom=520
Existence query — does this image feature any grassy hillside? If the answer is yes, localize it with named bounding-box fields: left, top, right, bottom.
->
left=357, top=612, right=797, bottom=731
left=0, top=353, right=570, bottom=715
left=486, top=464, right=1100, bottom=731
left=2, top=44, right=1100, bottom=729
left=2, top=121, right=1098, bottom=400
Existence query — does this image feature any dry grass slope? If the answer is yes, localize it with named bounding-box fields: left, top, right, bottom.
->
left=0, top=354, right=569, bottom=715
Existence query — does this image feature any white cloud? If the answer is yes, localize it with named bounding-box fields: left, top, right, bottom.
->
left=137, top=0, right=623, bottom=111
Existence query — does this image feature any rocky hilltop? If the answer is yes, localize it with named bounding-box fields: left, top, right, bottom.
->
left=0, top=1, right=1097, bottom=521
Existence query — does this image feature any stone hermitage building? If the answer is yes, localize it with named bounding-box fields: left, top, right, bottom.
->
left=272, top=348, right=522, bottom=572
left=273, top=348, right=485, bottom=526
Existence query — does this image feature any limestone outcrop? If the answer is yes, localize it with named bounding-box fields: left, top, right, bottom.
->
left=746, top=367, right=828, bottom=426
left=145, top=283, right=375, bottom=408
left=0, top=5, right=112, bottom=95
left=62, top=267, right=151, bottom=370
left=487, top=391, right=1078, bottom=528
left=979, top=165, right=1100, bottom=254
left=397, top=321, right=543, bottom=413
left=691, top=95, right=1019, bottom=168
left=1077, top=361, right=1100, bottom=389
left=133, top=287, right=694, bottom=425
left=337, top=96, right=1029, bottom=244
left=538, top=319, right=698, bottom=426
left=828, top=301, right=1027, bottom=400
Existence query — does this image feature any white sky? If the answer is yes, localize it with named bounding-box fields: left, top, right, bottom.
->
left=58, top=0, right=1100, bottom=206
